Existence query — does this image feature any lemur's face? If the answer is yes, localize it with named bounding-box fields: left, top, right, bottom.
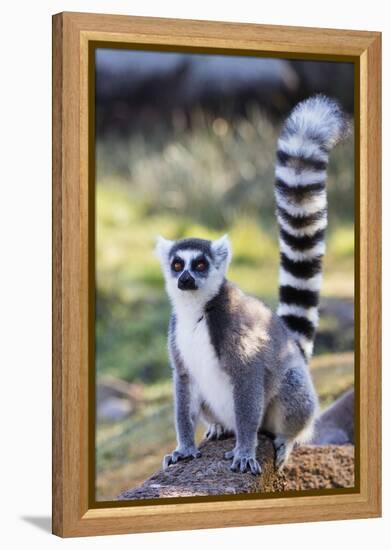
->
left=155, top=236, right=232, bottom=304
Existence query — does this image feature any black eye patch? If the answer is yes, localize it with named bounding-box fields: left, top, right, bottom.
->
left=191, top=256, right=209, bottom=273
left=171, top=257, right=184, bottom=273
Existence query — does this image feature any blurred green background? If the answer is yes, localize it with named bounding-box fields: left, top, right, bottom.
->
left=95, top=50, right=355, bottom=501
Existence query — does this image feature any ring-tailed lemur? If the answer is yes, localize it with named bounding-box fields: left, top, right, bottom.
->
left=156, top=95, right=348, bottom=475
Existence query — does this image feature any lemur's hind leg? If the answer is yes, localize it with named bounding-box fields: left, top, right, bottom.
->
left=200, top=405, right=233, bottom=441
left=264, top=366, right=318, bottom=470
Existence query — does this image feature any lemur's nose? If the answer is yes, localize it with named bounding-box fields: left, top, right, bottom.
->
left=178, top=270, right=197, bottom=290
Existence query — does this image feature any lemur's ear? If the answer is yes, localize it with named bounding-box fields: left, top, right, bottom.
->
left=211, top=234, right=232, bottom=269
left=155, top=236, right=174, bottom=262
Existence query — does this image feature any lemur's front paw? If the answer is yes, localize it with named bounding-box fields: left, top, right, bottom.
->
left=163, top=445, right=201, bottom=469
left=224, top=449, right=262, bottom=475
left=204, top=423, right=232, bottom=441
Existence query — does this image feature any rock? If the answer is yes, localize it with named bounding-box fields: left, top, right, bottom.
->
left=284, top=445, right=354, bottom=490
left=96, top=375, right=144, bottom=405
left=96, top=376, right=144, bottom=422
left=95, top=50, right=301, bottom=136
left=97, top=396, right=134, bottom=422
left=311, top=388, right=355, bottom=445
left=117, top=435, right=354, bottom=500
left=96, top=50, right=298, bottom=102
left=316, top=298, right=354, bottom=353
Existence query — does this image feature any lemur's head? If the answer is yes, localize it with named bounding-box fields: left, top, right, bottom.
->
left=155, top=235, right=232, bottom=305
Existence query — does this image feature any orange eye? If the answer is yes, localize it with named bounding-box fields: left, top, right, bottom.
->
left=195, top=261, right=207, bottom=272
left=172, top=261, right=183, bottom=272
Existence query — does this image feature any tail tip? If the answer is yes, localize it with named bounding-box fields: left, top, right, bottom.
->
left=283, top=94, right=351, bottom=150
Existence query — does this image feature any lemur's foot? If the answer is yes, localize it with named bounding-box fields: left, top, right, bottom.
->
left=224, top=448, right=262, bottom=475
left=273, top=435, right=294, bottom=470
left=204, top=423, right=232, bottom=441
left=163, top=445, right=201, bottom=469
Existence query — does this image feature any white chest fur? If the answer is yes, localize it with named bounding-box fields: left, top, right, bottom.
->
left=175, top=309, right=236, bottom=431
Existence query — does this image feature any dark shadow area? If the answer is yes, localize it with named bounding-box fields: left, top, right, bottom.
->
left=21, top=516, right=52, bottom=534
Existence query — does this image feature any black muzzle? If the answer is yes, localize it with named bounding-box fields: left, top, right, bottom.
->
left=178, top=270, right=197, bottom=291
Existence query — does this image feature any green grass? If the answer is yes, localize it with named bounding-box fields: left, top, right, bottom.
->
left=96, top=184, right=354, bottom=383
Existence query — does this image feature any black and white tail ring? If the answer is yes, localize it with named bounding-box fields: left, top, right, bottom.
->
left=275, top=95, right=349, bottom=361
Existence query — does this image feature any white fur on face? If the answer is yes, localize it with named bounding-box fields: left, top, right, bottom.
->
left=155, top=235, right=232, bottom=311
left=155, top=236, right=174, bottom=266
left=211, top=234, right=232, bottom=268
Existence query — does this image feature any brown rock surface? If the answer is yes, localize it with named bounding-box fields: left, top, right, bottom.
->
left=284, top=444, right=354, bottom=491
left=117, top=436, right=354, bottom=500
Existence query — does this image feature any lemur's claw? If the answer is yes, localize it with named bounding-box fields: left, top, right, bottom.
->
left=227, top=450, right=262, bottom=475
left=205, top=423, right=222, bottom=440
left=205, top=423, right=232, bottom=441
left=163, top=447, right=201, bottom=469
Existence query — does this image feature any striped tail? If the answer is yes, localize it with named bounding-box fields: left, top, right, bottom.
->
left=275, top=95, right=348, bottom=361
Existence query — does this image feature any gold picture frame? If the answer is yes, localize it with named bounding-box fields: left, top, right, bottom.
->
left=52, top=11, right=381, bottom=537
